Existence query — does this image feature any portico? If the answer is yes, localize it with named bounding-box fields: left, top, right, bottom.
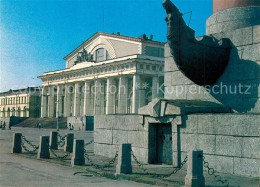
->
left=39, top=32, right=165, bottom=118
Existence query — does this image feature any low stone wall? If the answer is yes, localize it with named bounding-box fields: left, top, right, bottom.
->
left=94, top=115, right=148, bottom=162
left=176, top=114, right=260, bottom=178
left=94, top=113, right=260, bottom=177
left=67, top=116, right=94, bottom=131
left=0, top=117, right=28, bottom=129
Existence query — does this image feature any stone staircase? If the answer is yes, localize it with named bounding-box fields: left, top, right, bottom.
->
left=13, top=117, right=67, bottom=129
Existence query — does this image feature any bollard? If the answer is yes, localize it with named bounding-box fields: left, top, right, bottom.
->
left=71, top=139, right=85, bottom=166
left=12, top=133, right=22, bottom=153
left=37, top=136, right=50, bottom=159
left=49, top=131, right=58, bottom=150
left=64, top=133, right=74, bottom=153
left=185, top=150, right=205, bottom=187
left=116, top=144, right=132, bottom=174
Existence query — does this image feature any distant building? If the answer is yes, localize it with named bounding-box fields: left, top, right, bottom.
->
left=0, top=87, right=41, bottom=118
left=38, top=32, right=165, bottom=118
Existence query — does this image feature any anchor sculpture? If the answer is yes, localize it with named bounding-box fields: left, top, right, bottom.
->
left=163, top=0, right=231, bottom=86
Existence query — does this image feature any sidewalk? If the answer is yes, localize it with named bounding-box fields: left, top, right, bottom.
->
left=15, top=146, right=260, bottom=187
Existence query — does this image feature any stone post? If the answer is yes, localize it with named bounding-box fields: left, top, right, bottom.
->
left=12, top=133, right=22, bottom=153
left=116, top=144, right=132, bottom=174
left=71, top=139, right=85, bottom=166
left=37, top=136, right=50, bottom=159
left=49, top=131, right=58, bottom=150
left=185, top=150, right=205, bottom=187
left=64, top=133, right=74, bottom=153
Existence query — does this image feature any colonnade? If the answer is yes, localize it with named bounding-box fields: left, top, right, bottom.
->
left=41, top=74, right=160, bottom=118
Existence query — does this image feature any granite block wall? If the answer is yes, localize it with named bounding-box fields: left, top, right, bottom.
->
left=175, top=114, right=260, bottom=177
left=94, top=115, right=149, bottom=162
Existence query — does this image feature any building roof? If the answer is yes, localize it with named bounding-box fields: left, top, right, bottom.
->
left=63, top=32, right=165, bottom=60
left=0, top=87, right=41, bottom=97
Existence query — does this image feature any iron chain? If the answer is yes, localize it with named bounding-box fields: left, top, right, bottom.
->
left=85, top=140, right=94, bottom=147
left=57, top=133, right=66, bottom=147
left=200, top=155, right=230, bottom=187
left=49, top=145, right=70, bottom=160
left=21, top=135, right=39, bottom=153
left=84, top=149, right=118, bottom=170
left=131, top=148, right=188, bottom=178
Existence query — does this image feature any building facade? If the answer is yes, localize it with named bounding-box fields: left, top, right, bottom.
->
left=0, top=87, right=41, bottom=118
left=38, top=32, right=165, bottom=118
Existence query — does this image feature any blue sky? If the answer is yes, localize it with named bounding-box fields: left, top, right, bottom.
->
left=0, top=0, right=212, bottom=92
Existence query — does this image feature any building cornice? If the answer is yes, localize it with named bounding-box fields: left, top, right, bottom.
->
left=63, top=32, right=165, bottom=61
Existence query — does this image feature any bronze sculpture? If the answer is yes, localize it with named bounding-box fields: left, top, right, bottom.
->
left=163, top=0, right=231, bottom=86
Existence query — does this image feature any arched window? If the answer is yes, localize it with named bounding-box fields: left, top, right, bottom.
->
left=95, top=48, right=110, bottom=62
left=96, top=48, right=105, bottom=62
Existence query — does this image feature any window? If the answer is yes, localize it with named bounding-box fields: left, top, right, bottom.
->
left=96, top=48, right=105, bottom=62
left=152, top=66, right=156, bottom=71
left=146, top=65, right=150, bottom=70
left=140, top=64, right=144, bottom=69
left=95, top=48, right=110, bottom=62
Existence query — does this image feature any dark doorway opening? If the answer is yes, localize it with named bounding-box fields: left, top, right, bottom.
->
left=149, top=123, right=172, bottom=165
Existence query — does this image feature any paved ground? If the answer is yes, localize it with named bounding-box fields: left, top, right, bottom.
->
left=0, top=127, right=259, bottom=187
left=0, top=127, right=151, bottom=187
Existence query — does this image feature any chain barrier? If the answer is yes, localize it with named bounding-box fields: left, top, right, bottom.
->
left=130, top=148, right=188, bottom=178
left=200, top=155, right=229, bottom=187
left=21, top=135, right=39, bottom=153
left=84, top=149, right=118, bottom=170
left=85, top=140, right=94, bottom=147
left=49, top=145, right=70, bottom=160
left=57, top=133, right=66, bottom=147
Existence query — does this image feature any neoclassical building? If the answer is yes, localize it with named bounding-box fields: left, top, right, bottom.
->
left=38, top=32, right=165, bottom=118
left=0, top=87, right=41, bottom=118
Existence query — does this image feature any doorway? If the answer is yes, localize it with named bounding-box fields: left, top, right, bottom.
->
left=149, top=123, right=173, bottom=165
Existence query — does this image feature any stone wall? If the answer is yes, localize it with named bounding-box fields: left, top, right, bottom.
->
left=176, top=113, right=260, bottom=178
left=94, top=115, right=149, bottom=162
left=67, top=116, right=94, bottom=131
left=0, top=117, right=28, bottom=129
left=94, top=113, right=260, bottom=177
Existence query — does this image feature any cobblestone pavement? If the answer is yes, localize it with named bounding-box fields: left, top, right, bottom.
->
left=1, top=127, right=259, bottom=187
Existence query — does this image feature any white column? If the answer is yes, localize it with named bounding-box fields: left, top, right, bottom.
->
left=84, top=81, right=91, bottom=116
left=119, top=77, right=128, bottom=114
left=64, top=85, right=71, bottom=117
left=132, top=74, right=140, bottom=114
left=152, top=76, right=159, bottom=99
left=56, top=85, right=63, bottom=117
left=73, top=83, right=80, bottom=117
left=48, top=86, right=55, bottom=117
left=106, top=78, right=116, bottom=114
left=41, top=87, right=47, bottom=118
left=94, top=80, right=101, bottom=115
left=100, top=81, right=106, bottom=115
